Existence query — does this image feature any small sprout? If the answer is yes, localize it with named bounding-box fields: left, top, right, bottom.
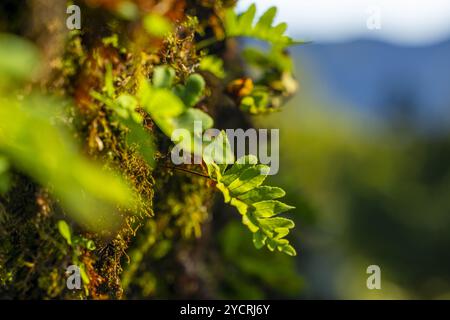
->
left=85, top=240, right=96, bottom=251
left=79, top=264, right=90, bottom=285
left=57, top=220, right=72, bottom=246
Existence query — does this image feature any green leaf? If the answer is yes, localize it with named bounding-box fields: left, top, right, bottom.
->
left=141, top=87, right=184, bottom=119
left=0, top=95, right=136, bottom=231
left=224, top=9, right=238, bottom=35
left=199, top=56, right=226, bottom=79
left=252, top=200, right=295, bottom=218
left=137, top=78, right=152, bottom=108
left=73, top=236, right=97, bottom=251
left=152, top=66, right=176, bottom=89
left=223, top=5, right=303, bottom=50
left=103, top=63, right=115, bottom=97
left=85, top=240, right=96, bottom=251
left=58, top=220, right=72, bottom=246
left=173, top=108, right=213, bottom=132
left=252, top=230, right=267, bottom=249
left=79, top=264, right=90, bottom=284
left=116, top=94, right=142, bottom=121
left=203, top=130, right=234, bottom=171
left=143, top=13, right=173, bottom=37
left=174, top=74, right=205, bottom=107
left=137, top=68, right=213, bottom=153
left=241, top=211, right=260, bottom=233
left=256, top=7, right=277, bottom=29
left=272, top=23, right=288, bottom=37
left=274, top=228, right=290, bottom=239
left=227, top=165, right=270, bottom=195
left=281, top=244, right=297, bottom=256
left=221, top=155, right=258, bottom=185
left=238, top=186, right=285, bottom=203
left=170, top=109, right=214, bottom=155
left=116, top=94, right=138, bottom=111
left=129, top=66, right=297, bottom=256
left=266, top=238, right=276, bottom=251
left=0, top=33, right=40, bottom=83
left=238, top=4, right=257, bottom=31
left=204, top=136, right=297, bottom=256
left=257, top=217, right=295, bottom=231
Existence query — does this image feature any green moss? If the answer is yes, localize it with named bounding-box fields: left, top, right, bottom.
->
left=0, top=0, right=301, bottom=299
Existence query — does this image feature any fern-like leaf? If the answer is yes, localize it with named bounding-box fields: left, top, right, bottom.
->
left=224, top=4, right=302, bottom=50
left=205, top=152, right=297, bottom=256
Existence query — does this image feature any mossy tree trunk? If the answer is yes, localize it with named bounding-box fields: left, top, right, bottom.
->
left=0, top=0, right=247, bottom=299
left=1, top=0, right=302, bottom=300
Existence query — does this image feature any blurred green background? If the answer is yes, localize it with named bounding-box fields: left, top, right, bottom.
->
left=251, top=39, right=450, bottom=299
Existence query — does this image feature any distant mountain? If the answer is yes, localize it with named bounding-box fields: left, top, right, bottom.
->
left=290, top=39, right=450, bottom=129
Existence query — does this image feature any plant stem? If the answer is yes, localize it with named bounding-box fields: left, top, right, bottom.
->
left=196, top=37, right=219, bottom=50
left=165, top=165, right=210, bottom=179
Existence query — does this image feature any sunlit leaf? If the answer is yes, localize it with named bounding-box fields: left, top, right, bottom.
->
left=252, top=200, right=295, bottom=218
left=140, top=85, right=184, bottom=118
left=152, top=66, right=176, bottom=89
left=205, top=149, right=296, bottom=255
left=57, top=220, right=72, bottom=245
left=173, top=74, right=205, bottom=107
left=0, top=33, right=40, bottom=83
left=199, top=55, right=226, bottom=79
left=223, top=5, right=303, bottom=49
left=143, top=13, right=173, bottom=38
left=0, top=95, right=136, bottom=231
left=238, top=186, right=285, bottom=204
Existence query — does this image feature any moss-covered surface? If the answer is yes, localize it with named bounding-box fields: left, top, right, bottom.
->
left=0, top=0, right=303, bottom=299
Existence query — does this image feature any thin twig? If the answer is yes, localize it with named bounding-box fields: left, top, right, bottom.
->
left=164, top=165, right=210, bottom=179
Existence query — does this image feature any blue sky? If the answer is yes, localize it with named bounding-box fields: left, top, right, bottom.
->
left=237, top=0, right=450, bottom=45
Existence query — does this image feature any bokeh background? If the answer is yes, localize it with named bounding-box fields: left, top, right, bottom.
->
left=237, top=0, right=450, bottom=299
